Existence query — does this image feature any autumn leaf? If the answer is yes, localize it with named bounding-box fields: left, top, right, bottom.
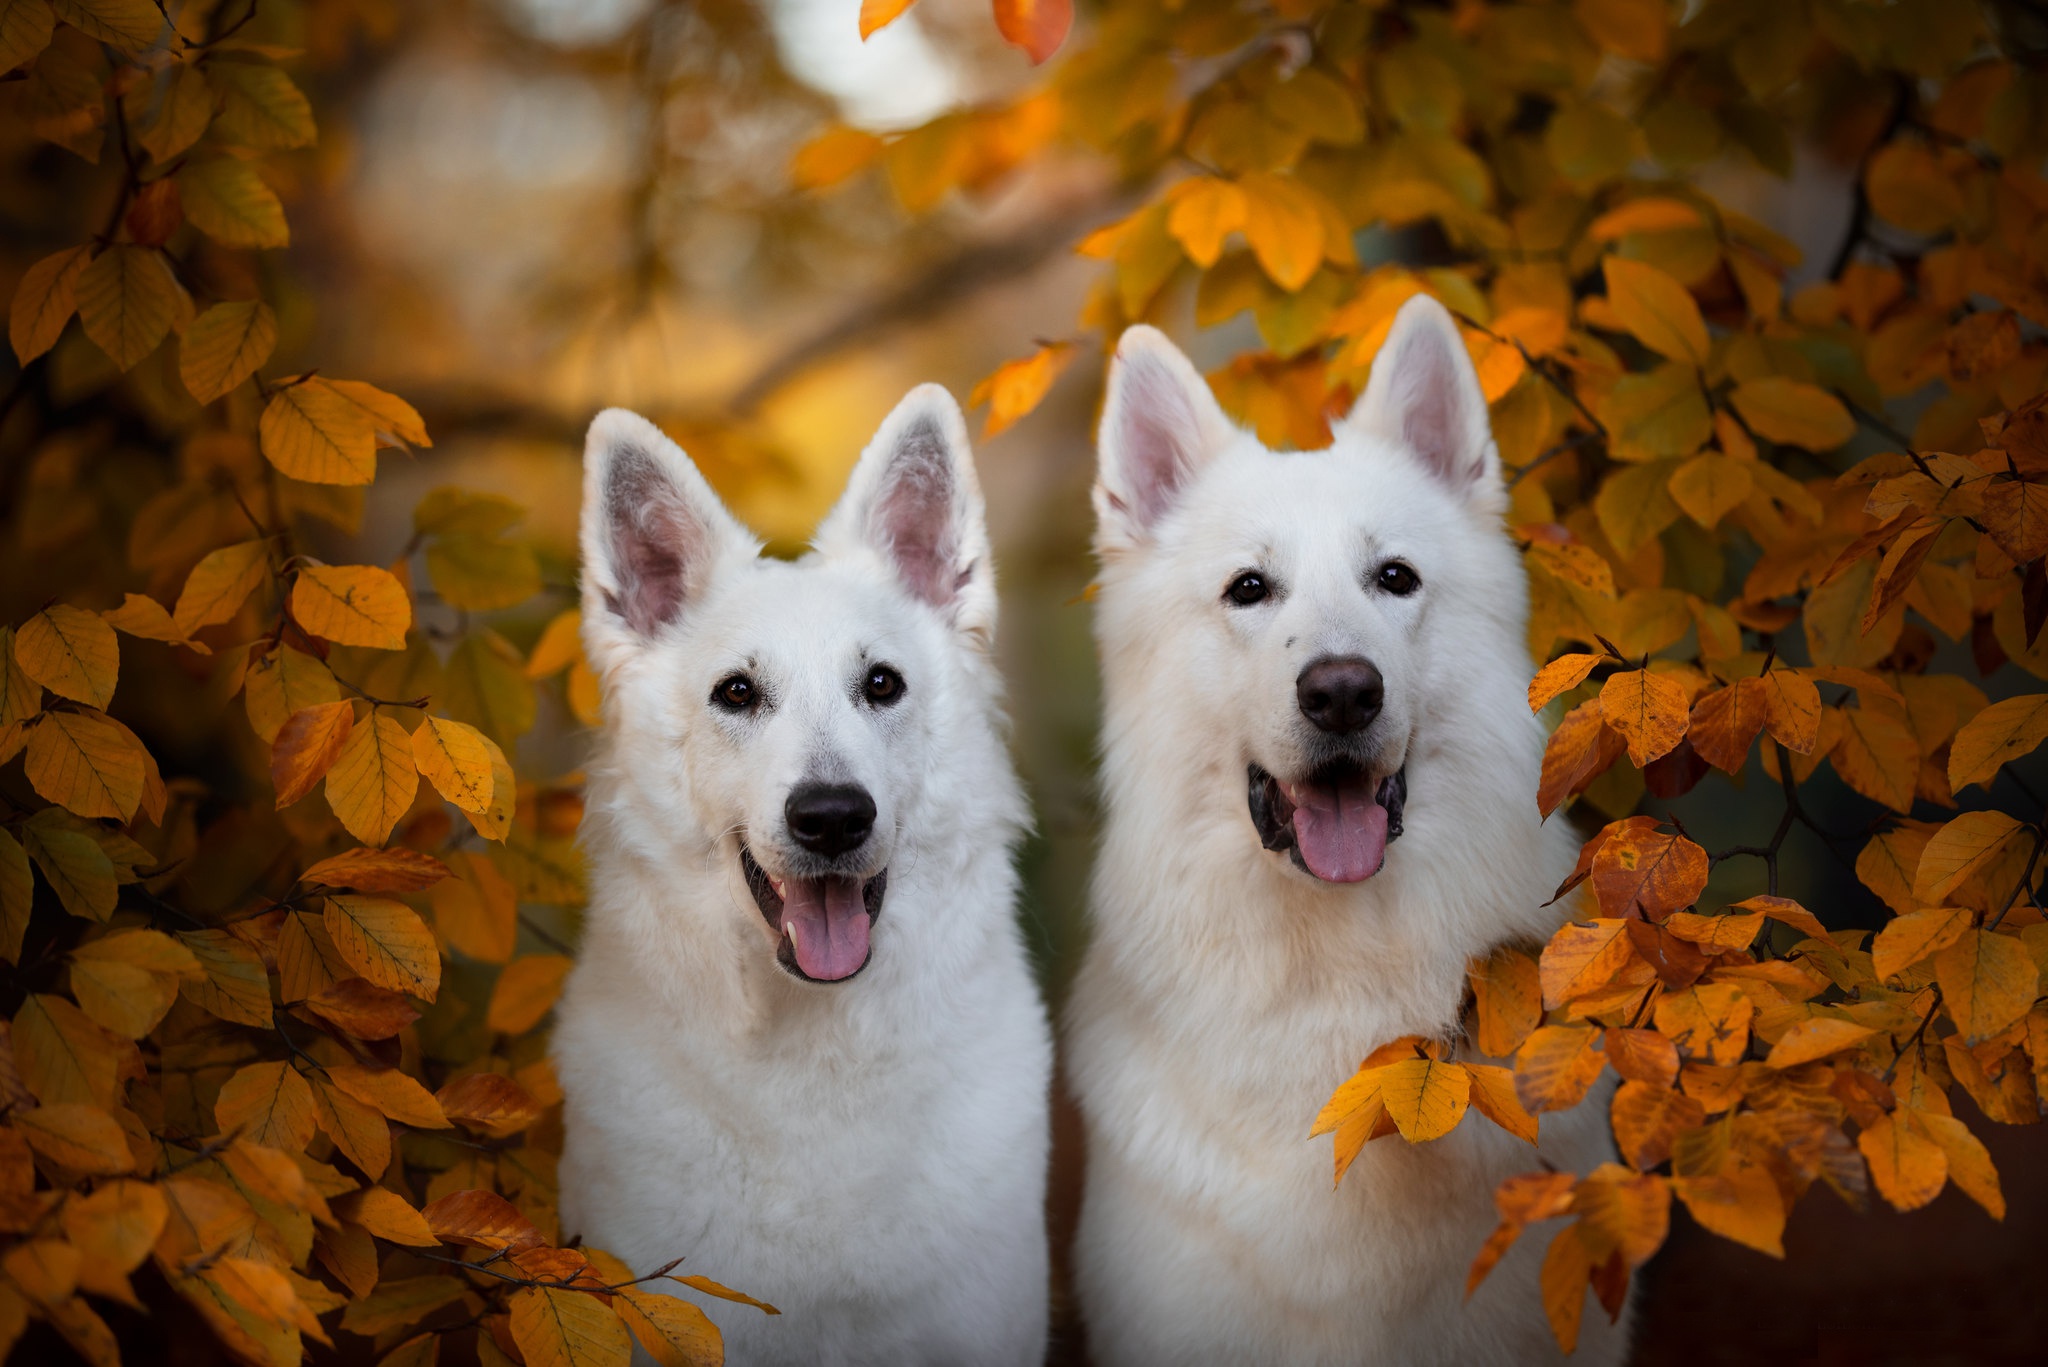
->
left=991, top=0, right=1072, bottom=64
left=969, top=343, right=1074, bottom=439
left=291, top=564, right=412, bottom=649
left=1238, top=173, right=1325, bottom=291
left=1515, top=1024, right=1607, bottom=1114
left=216, top=1060, right=320, bottom=1151
left=488, top=955, right=572, bottom=1034
left=412, top=716, right=495, bottom=815
left=1859, top=1110, right=1948, bottom=1213
left=272, top=700, right=356, bottom=808
left=1598, top=668, right=1689, bottom=766
left=858, top=0, right=914, bottom=40
left=9, top=244, right=89, bottom=364
left=1913, top=810, right=2025, bottom=906
left=1948, top=693, right=2048, bottom=792
left=1590, top=825, right=1708, bottom=919
left=326, top=713, right=420, bottom=846
left=1539, top=919, right=1637, bottom=1009
left=1934, top=929, right=2038, bottom=1044
left=324, top=894, right=440, bottom=1001
left=1529, top=653, right=1601, bottom=712
left=1469, top=946, right=1543, bottom=1057
left=15, top=605, right=118, bottom=709
left=181, top=300, right=278, bottom=403
left=178, top=158, right=289, bottom=249
left=1760, top=669, right=1822, bottom=755
left=1602, top=256, right=1709, bottom=365
left=1537, top=698, right=1626, bottom=817
left=25, top=709, right=144, bottom=821
left=262, top=381, right=377, bottom=485
left=328, top=1062, right=452, bottom=1129
left=1688, top=678, right=1768, bottom=773
left=300, top=846, right=450, bottom=895
left=1763, top=1016, right=1879, bottom=1069
left=509, top=1286, right=632, bottom=1367
left=436, top=1072, right=545, bottom=1139
left=1729, top=378, right=1857, bottom=451
left=1871, top=905, right=1970, bottom=982
left=423, top=1189, right=547, bottom=1252
left=74, top=244, right=177, bottom=370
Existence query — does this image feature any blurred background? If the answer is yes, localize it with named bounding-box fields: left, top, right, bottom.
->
left=6, top=1, right=2046, bottom=1362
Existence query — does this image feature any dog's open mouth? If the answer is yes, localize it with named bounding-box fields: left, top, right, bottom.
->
left=1248, top=760, right=1406, bottom=883
left=741, top=846, right=886, bottom=983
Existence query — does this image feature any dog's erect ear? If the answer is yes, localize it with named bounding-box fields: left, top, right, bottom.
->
left=815, top=384, right=996, bottom=644
left=1096, top=326, right=1237, bottom=546
left=580, top=409, right=754, bottom=665
left=1344, top=295, right=1498, bottom=491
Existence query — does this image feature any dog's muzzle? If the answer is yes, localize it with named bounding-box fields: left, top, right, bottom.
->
left=1248, top=761, right=1406, bottom=883
left=741, top=845, right=887, bottom=983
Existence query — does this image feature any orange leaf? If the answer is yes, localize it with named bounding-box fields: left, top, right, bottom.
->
left=1539, top=919, right=1638, bottom=1009
left=1376, top=1057, right=1470, bottom=1142
left=1539, top=1222, right=1592, bottom=1353
left=969, top=343, right=1074, bottom=439
left=306, top=978, right=420, bottom=1040
left=1730, top=377, right=1856, bottom=451
left=1912, top=1111, right=2004, bottom=1220
left=436, top=1072, right=546, bottom=1139
left=24, top=709, right=144, bottom=821
left=272, top=700, right=354, bottom=808
left=1670, top=1163, right=1784, bottom=1257
left=1653, top=982, right=1753, bottom=1067
left=1661, top=909, right=1764, bottom=952
left=15, top=605, right=118, bottom=710
left=613, top=1288, right=724, bottom=1367
left=1602, top=1028, right=1679, bottom=1088
left=422, top=1189, right=546, bottom=1252
left=858, top=0, right=914, bottom=40
left=1529, top=653, right=1601, bottom=712
left=215, top=1060, right=318, bottom=1151
left=1538, top=698, right=1626, bottom=817
left=1238, top=172, right=1326, bottom=291
left=1764, top=1016, right=1880, bottom=1069
left=1870, top=905, right=1969, bottom=982
left=789, top=126, right=884, bottom=192
left=1858, top=1109, right=1948, bottom=1212
left=1934, top=928, right=2039, bottom=1045
left=1572, top=1163, right=1671, bottom=1267
left=991, top=0, right=1072, bottom=64
left=292, top=564, right=411, bottom=650
left=1514, top=1024, right=1607, bottom=1113
left=508, top=1286, right=631, bottom=1367
left=338, top=1186, right=439, bottom=1246
left=1597, top=668, right=1689, bottom=766
left=1465, top=1063, right=1539, bottom=1144
left=1469, top=946, right=1543, bottom=1057
left=300, top=846, right=450, bottom=894
left=327, top=1062, right=450, bottom=1129
left=326, top=713, right=419, bottom=847
left=1609, top=1079, right=1704, bottom=1170
left=1165, top=177, right=1247, bottom=268
left=1687, top=677, right=1768, bottom=774
left=324, top=894, right=440, bottom=1001
left=1914, top=810, right=2024, bottom=905
left=487, top=955, right=572, bottom=1035
left=1590, top=825, right=1708, bottom=918
left=1760, top=669, right=1822, bottom=754
left=1948, top=693, right=2048, bottom=792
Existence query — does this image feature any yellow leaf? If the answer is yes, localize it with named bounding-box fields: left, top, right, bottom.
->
left=1661, top=909, right=1765, bottom=952
left=1859, top=1108, right=1947, bottom=1212
left=1540, top=919, right=1637, bottom=1009
left=337, top=1187, right=439, bottom=1246
left=14, top=992, right=121, bottom=1106
left=1829, top=705, right=1919, bottom=814
left=1165, top=177, right=1247, bottom=268
left=1652, top=982, right=1752, bottom=1067
left=1587, top=197, right=1699, bottom=241
left=1911, top=1111, right=2003, bottom=1220
left=49, top=0, right=159, bottom=48
left=206, top=61, right=315, bottom=150
left=338, top=1277, right=467, bottom=1337
left=244, top=644, right=340, bottom=744
left=178, top=929, right=275, bottom=1027
left=292, top=565, right=411, bottom=650
left=25, top=709, right=144, bottom=821
left=3, top=1239, right=78, bottom=1305
left=1948, top=694, right=2048, bottom=792
left=174, top=540, right=270, bottom=636
left=311, top=1075, right=392, bottom=1179
left=1572, top=1163, right=1670, bottom=1267
left=1729, top=377, right=1857, bottom=451
left=9, top=243, right=88, bottom=364
left=1602, top=256, right=1709, bottom=366
left=262, top=381, right=377, bottom=485
left=0, top=0, right=56, bottom=83
left=0, top=625, right=39, bottom=729
left=1538, top=1224, right=1590, bottom=1354
left=16, top=604, right=118, bottom=709
left=525, top=610, right=582, bottom=680
left=20, top=817, right=117, bottom=921
left=509, top=1287, right=632, bottom=1367
left=969, top=343, right=1074, bottom=439
left=1670, top=1163, right=1784, bottom=1258
left=102, top=592, right=195, bottom=649
left=789, top=125, right=883, bottom=192
left=858, top=0, right=913, bottom=39
left=1376, top=1057, right=1470, bottom=1142
left=1238, top=172, right=1326, bottom=291
left=62, top=1180, right=168, bottom=1277
left=1667, top=452, right=1753, bottom=529
left=1762, top=1016, right=1878, bottom=1068
left=1871, top=905, right=1970, bottom=982
left=1914, top=810, right=2025, bottom=906
left=75, top=244, right=177, bottom=369
left=180, top=300, right=277, bottom=403
left=177, top=158, right=289, bottom=249
left=326, top=713, right=418, bottom=845
left=487, top=955, right=572, bottom=1035
left=327, top=1062, right=450, bottom=1130
left=0, top=828, right=31, bottom=962
left=1598, top=668, right=1689, bottom=766
left=1514, top=1024, right=1607, bottom=1113
left=468, top=733, right=516, bottom=843
left=1935, top=928, right=2038, bottom=1044
left=614, top=1290, right=722, bottom=1367
left=1593, top=457, right=1684, bottom=554
left=14, top=1102, right=131, bottom=1173
left=215, top=1060, right=319, bottom=1151
left=69, top=931, right=188, bottom=1037
left=412, top=717, right=495, bottom=815
left=324, top=894, right=439, bottom=1001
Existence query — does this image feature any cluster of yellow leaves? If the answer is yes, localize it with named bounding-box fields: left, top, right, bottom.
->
left=838, top=0, right=2048, bottom=1350
left=0, top=9, right=739, bottom=1367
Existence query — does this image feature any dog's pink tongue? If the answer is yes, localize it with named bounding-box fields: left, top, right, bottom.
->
left=1286, top=777, right=1389, bottom=883
left=781, top=877, right=871, bottom=981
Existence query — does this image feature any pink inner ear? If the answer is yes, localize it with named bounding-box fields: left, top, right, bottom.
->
left=1378, top=322, right=1484, bottom=486
left=603, top=446, right=702, bottom=636
left=874, top=418, right=960, bottom=608
left=1112, top=362, right=1202, bottom=529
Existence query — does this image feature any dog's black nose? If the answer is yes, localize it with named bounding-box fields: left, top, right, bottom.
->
left=785, top=783, right=876, bottom=856
left=1297, top=656, right=1384, bottom=734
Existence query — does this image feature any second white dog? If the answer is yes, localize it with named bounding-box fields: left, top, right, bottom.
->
left=554, top=390, right=1051, bottom=1365
left=1067, top=297, right=1630, bottom=1366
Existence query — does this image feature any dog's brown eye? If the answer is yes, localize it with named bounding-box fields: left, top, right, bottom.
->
left=712, top=674, right=756, bottom=710
left=1225, top=572, right=1269, bottom=606
left=1376, top=562, right=1420, bottom=596
left=865, top=665, right=905, bottom=705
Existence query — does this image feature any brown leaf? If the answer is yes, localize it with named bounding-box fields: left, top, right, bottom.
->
left=421, top=1189, right=546, bottom=1253
left=436, top=1072, right=546, bottom=1139
left=272, top=700, right=354, bottom=808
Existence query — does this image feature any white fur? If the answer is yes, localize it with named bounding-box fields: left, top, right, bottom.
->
left=555, top=389, right=1051, bottom=1366
left=1068, top=299, right=1632, bottom=1366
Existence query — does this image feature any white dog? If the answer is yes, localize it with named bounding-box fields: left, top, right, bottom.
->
left=554, top=391, right=1051, bottom=1366
left=1066, top=296, right=1630, bottom=1366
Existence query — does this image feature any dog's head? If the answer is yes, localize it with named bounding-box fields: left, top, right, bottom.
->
left=1093, top=294, right=1522, bottom=886
left=579, top=386, right=995, bottom=984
